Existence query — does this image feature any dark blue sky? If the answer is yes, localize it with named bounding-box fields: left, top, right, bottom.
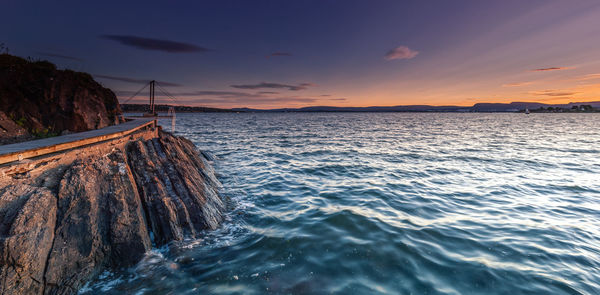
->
left=3, top=0, right=600, bottom=108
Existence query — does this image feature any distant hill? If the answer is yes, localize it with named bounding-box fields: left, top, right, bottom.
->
left=251, top=105, right=467, bottom=112
left=122, top=97, right=600, bottom=114
left=471, top=101, right=600, bottom=112
left=232, top=101, right=600, bottom=113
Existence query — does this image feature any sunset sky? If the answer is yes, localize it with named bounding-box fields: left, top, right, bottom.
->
left=3, top=0, right=600, bottom=108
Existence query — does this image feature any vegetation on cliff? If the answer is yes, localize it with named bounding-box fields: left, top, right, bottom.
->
left=0, top=54, right=122, bottom=143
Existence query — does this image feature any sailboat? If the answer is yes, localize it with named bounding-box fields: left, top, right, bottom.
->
left=525, top=107, right=530, bottom=114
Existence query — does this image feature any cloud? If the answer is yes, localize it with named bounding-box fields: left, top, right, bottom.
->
left=35, top=52, right=83, bottom=61
left=258, top=91, right=279, bottom=94
left=119, top=92, right=320, bottom=105
left=320, top=94, right=331, bottom=97
left=115, top=88, right=335, bottom=106
left=100, top=35, right=209, bottom=53
left=184, top=96, right=319, bottom=104
left=384, top=46, right=419, bottom=60
left=165, top=90, right=257, bottom=97
left=530, top=67, right=572, bottom=72
left=183, top=91, right=257, bottom=97
left=95, top=74, right=182, bottom=87
left=115, top=89, right=266, bottom=99
left=230, top=82, right=315, bottom=91
left=528, top=89, right=579, bottom=96
left=266, top=52, right=292, bottom=58
left=502, top=81, right=533, bottom=87
left=575, top=73, right=600, bottom=81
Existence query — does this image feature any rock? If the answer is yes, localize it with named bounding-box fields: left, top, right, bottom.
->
left=0, top=131, right=226, bottom=294
left=0, top=54, right=122, bottom=144
left=126, top=132, right=225, bottom=246
left=0, top=185, right=56, bottom=295
left=43, top=150, right=151, bottom=293
left=200, top=150, right=218, bottom=162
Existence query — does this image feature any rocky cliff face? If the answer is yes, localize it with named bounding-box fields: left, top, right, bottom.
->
left=0, top=111, right=31, bottom=144
left=0, top=54, right=122, bottom=143
left=0, top=131, right=226, bottom=294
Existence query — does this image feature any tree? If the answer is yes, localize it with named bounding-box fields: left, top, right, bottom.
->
left=0, top=43, right=9, bottom=54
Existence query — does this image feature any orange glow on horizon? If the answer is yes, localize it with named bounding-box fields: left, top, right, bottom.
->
left=118, top=74, right=600, bottom=109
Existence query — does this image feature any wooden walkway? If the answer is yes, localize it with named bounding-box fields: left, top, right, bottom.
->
left=0, top=118, right=157, bottom=165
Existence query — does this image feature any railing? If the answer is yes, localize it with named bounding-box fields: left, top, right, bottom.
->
left=0, top=118, right=157, bottom=165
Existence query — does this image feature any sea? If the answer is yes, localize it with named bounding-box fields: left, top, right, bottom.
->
left=81, top=113, right=600, bottom=294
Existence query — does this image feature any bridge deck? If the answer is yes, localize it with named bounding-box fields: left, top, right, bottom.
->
left=0, top=118, right=156, bottom=165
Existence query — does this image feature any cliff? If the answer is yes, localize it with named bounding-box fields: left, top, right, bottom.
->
left=0, top=54, right=122, bottom=144
left=0, top=130, right=226, bottom=294
left=0, top=55, right=226, bottom=294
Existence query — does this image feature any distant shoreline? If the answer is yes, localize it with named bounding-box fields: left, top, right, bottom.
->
left=121, top=102, right=600, bottom=113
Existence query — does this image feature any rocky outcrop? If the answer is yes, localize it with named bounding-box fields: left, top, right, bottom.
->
left=127, top=132, right=225, bottom=246
left=0, top=54, right=122, bottom=143
left=0, top=185, right=56, bottom=295
left=0, top=131, right=225, bottom=294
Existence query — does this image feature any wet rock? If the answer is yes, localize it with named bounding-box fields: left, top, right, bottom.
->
left=201, top=150, right=218, bottom=162
left=0, top=185, right=56, bottom=295
left=0, top=131, right=226, bottom=294
left=43, top=150, right=151, bottom=293
left=126, top=132, right=225, bottom=246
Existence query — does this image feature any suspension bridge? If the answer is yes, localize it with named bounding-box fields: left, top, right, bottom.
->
left=120, top=80, right=179, bottom=117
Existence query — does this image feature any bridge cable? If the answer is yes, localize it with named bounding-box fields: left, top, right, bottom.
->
left=120, top=82, right=150, bottom=104
left=155, top=83, right=179, bottom=103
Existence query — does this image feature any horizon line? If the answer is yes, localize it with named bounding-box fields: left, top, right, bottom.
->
left=119, top=99, right=600, bottom=110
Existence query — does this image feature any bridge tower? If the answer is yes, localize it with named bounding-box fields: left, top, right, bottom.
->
left=149, top=80, right=156, bottom=115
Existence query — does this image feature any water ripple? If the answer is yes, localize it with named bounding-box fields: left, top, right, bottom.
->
left=82, top=113, right=600, bottom=295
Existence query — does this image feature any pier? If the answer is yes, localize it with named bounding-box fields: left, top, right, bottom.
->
left=0, top=118, right=158, bottom=165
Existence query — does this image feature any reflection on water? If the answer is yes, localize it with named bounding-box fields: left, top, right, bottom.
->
left=82, top=113, right=600, bottom=294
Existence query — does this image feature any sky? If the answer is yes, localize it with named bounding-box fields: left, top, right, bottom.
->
left=2, top=0, right=600, bottom=109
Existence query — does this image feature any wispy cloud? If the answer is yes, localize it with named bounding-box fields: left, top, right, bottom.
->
left=530, top=67, right=572, bottom=72
left=575, top=73, right=600, bottom=81
left=116, top=88, right=288, bottom=98
left=230, top=82, right=315, bottom=91
left=266, top=52, right=292, bottom=58
left=168, top=90, right=260, bottom=97
left=118, top=91, right=321, bottom=105
left=116, top=88, right=335, bottom=106
left=320, top=94, right=331, bottom=97
left=502, top=81, right=533, bottom=87
left=115, top=89, right=259, bottom=100
left=179, top=96, right=319, bottom=105
left=528, top=89, right=579, bottom=96
left=100, top=35, right=209, bottom=53
left=95, top=74, right=182, bottom=87
left=35, top=51, right=83, bottom=61
left=384, top=45, right=419, bottom=60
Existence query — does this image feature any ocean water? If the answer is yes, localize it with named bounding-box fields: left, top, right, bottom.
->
left=82, top=113, right=600, bottom=294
